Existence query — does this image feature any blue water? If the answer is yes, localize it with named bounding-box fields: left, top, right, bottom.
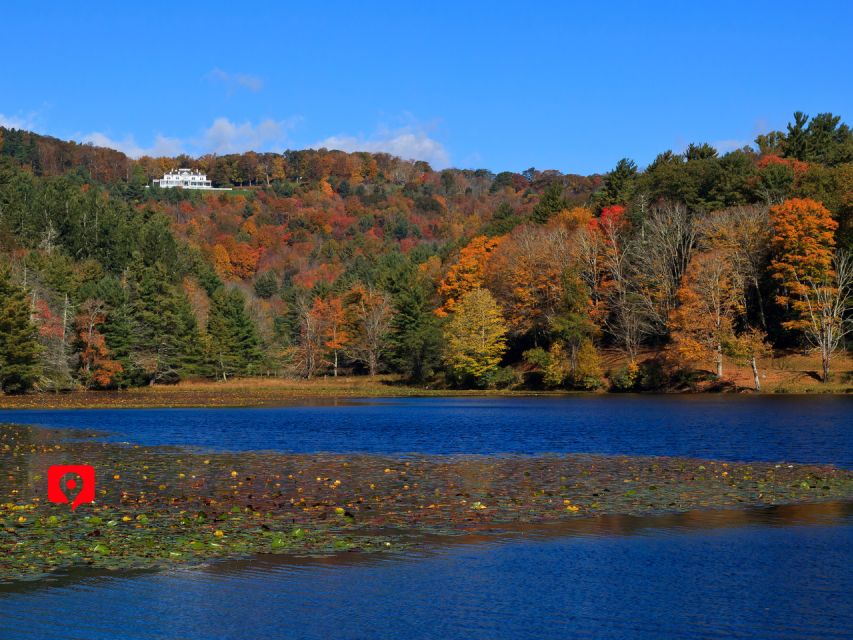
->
left=1, top=505, right=851, bottom=639
left=0, top=397, right=851, bottom=639
left=0, top=395, right=850, bottom=464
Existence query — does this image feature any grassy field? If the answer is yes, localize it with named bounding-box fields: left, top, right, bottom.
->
left=0, top=352, right=849, bottom=409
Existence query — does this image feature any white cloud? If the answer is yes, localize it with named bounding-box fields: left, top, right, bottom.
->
left=711, top=138, right=752, bottom=153
left=196, top=116, right=298, bottom=154
left=206, top=68, right=263, bottom=93
left=0, top=112, right=38, bottom=130
left=81, top=116, right=299, bottom=158
left=314, top=124, right=450, bottom=169
left=81, top=132, right=185, bottom=158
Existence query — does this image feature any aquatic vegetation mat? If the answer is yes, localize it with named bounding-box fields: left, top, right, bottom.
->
left=1, top=423, right=852, bottom=583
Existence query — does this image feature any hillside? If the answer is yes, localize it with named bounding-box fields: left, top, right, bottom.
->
left=0, top=111, right=851, bottom=393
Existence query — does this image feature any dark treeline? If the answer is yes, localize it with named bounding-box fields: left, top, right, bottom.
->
left=0, top=111, right=850, bottom=393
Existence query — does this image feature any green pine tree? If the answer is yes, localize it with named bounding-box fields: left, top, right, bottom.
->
left=389, top=276, right=443, bottom=382
left=0, top=265, right=43, bottom=393
left=207, top=287, right=263, bottom=380
left=129, top=262, right=201, bottom=384
left=531, top=181, right=566, bottom=224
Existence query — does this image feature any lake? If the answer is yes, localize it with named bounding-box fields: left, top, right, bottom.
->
left=0, top=396, right=851, bottom=639
left=0, top=395, right=851, bottom=464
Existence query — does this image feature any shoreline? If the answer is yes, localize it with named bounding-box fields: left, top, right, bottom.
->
left=0, top=376, right=850, bottom=410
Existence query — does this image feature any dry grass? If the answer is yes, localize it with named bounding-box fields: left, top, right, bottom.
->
left=601, top=348, right=853, bottom=394
left=745, top=351, right=853, bottom=393
left=0, top=353, right=849, bottom=410
left=0, top=375, right=556, bottom=410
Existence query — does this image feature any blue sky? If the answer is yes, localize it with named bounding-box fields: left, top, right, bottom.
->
left=2, top=1, right=851, bottom=174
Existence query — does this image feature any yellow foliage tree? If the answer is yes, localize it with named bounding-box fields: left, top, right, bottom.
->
left=443, top=288, right=508, bottom=386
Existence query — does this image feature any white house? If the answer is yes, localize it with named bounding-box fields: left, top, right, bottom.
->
left=152, top=168, right=231, bottom=190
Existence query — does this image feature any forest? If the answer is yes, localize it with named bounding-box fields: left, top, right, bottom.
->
left=0, top=111, right=851, bottom=394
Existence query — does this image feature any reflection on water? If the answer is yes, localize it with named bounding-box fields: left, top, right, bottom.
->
left=1, top=503, right=851, bottom=639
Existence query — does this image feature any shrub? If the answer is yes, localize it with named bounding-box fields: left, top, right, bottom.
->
left=492, top=366, right=522, bottom=389
left=609, top=361, right=639, bottom=392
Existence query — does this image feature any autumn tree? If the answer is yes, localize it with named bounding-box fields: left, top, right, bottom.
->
left=770, top=198, right=837, bottom=299
left=443, top=288, right=508, bottom=387
left=33, top=294, right=74, bottom=390
left=75, top=299, right=123, bottom=388
left=437, top=236, right=503, bottom=315
left=727, top=327, right=772, bottom=392
left=313, top=296, right=348, bottom=377
left=670, top=250, right=744, bottom=378
left=485, top=223, right=574, bottom=339
left=345, top=285, right=393, bottom=376
left=787, top=250, right=852, bottom=382
left=768, top=198, right=847, bottom=380
left=700, top=205, right=772, bottom=328
left=293, top=295, right=324, bottom=379
left=576, top=205, right=649, bottom=361
left=634, top=201, right=697, bottom=336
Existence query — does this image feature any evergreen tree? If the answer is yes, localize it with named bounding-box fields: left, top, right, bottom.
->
left=207, top=287, right=263, bottom=380
left=482, top=201, right=521, bottom=236
left=597, top=158, right=638, bottom=209
left=683, top=143, right=719, bottom=162
left=0, top=265, right=43, bottom=393
left=91, top=277, right=136, bottom=388
left=784, top=111, right=810, bottom=161
left=128, top=262, right=201, bottom=384
left=531, top=181, right=566, bottom=224
left=253, top=271, right=279, bottom=299
left=389, top=275, right=443, bottom=381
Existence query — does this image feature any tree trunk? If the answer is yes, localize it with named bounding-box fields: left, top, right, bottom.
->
left=822, top=352, right=830, bottom=383
left=333, top=350, right=338, bottom=377
left=569, top=344, right=578, bottom=379
left=753, top=277, right=767, bottom=330
left=751, top=356, right=761, bottom=392
left=716, top=344, right=723, bottom=378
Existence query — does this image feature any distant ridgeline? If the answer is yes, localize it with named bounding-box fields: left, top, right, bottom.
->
left=0, top=111, right=850, bottom=395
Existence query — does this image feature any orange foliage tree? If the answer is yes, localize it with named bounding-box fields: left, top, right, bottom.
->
left=770, top=197, right=838, bottom=311
left=436, top=236, right=503, bottom=316
left=312, top=296, right=349, bottom=377
left=75, top=300, right=123, bottom=388
left=771, top=198, right=851, bottom=381
left=485, top=224, right=575, bottom=337
left=669, top=250, right=744, bottom=378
